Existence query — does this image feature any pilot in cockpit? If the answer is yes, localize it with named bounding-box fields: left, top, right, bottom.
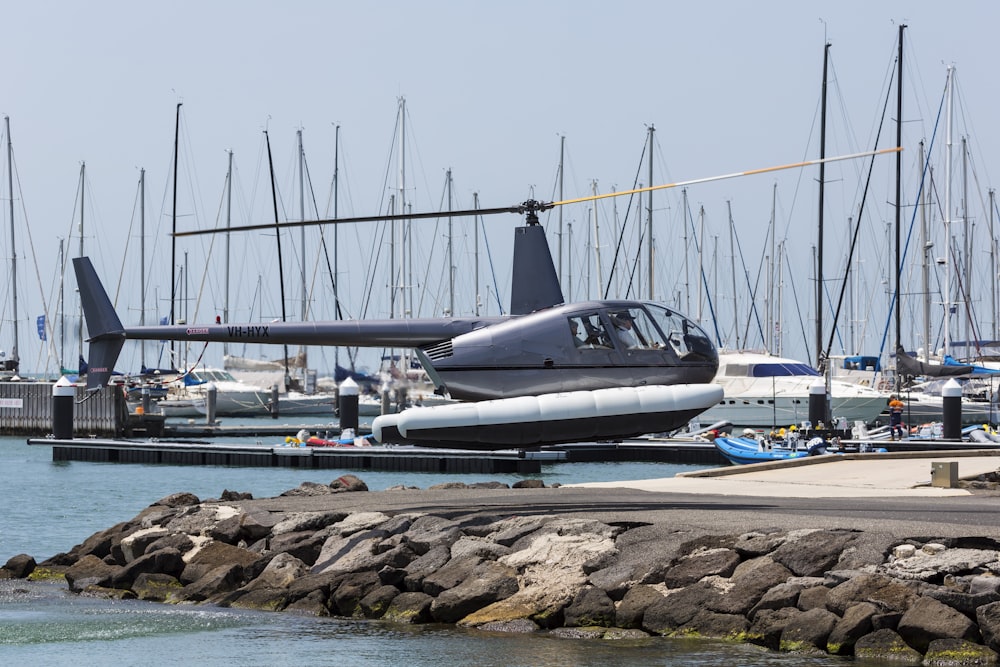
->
left=610, top=312, right=639, bottom=349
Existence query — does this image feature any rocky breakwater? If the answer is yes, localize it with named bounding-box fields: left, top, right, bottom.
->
left=6, top=476, right=1000, bottom=664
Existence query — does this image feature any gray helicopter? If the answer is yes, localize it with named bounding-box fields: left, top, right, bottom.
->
left=73, top=198, right=723, bottom=449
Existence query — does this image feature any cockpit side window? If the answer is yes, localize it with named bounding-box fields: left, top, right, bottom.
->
left=607, top=308, right=663, bottom=350
left=568, top=314, right=612, bottom=349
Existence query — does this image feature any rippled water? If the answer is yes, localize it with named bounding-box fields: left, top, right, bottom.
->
left=0, top=428, right=848, bottom=666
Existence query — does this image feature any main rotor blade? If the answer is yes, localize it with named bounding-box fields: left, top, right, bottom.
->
left=172, top=204, right=526, bottom=237
left=550, top=146, right=903, bottom=207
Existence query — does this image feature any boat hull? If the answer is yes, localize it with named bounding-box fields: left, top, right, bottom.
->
left=713, top=436, right=813, bottom=465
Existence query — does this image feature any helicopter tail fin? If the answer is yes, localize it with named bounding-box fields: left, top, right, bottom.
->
left=72, top=257, right=125, bottom=391
left=510, top=223, right=563, bottom=315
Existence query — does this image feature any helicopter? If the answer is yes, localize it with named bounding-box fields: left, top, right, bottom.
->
left=73, top=148, right=897, bottom=450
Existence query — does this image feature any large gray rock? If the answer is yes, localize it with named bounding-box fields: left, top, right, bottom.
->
left=131, top=572, right=182, bottom=602
left=119, top=527, right=171, bottom=562
left=402, top=516, right=464, bottom=555
left=402, top=545, right=452, bottom=592
left=897, top=595, right=980, bottom=653
left=642, top=582, right=721, bottom=634
left=925, top=586, right=1000, bottom=620
left=311, top=528, right=391, bottom=575
left=112, top=547, right=185, bottom=589
left=1, top=554, right=36, bottom=579
left=733, top=529, right=788, bottom=558
left=747, top=607, right=803, bottom=650
left=854, top=628, right=923, bottom=665
left=268, top=531, right=325, bottom=566
left=271, top=510, right=351, bottom=536
left=678, top=609, right=749, bottom=640
left=923, top=638, right=999, bottom=666
left=422, top=555, right=484, bottom=596
left=978, top=601, right=1000, bottom=653
left=359, top=584, right=400, bottom=619
left=180, top=541, right=261, bottom=584
left=176, top=563, right=245, bottom=602
left=796, top=584, right=830, bottom=611
left=615, top=584, right=665, bottom=629
left=588, top=524, right=700, bottom=597
left=778, top=607, right=840, bottom=653
left=663, top=548, right=741, bottom=588
left=330, top=570, right=381, bottom=617
left=562, top=585, right=616, bottom=628
left=825, top=573, right=919, bottom=616
left=429, top=561, right=519, bottom=623
left=244, top=552, right=309, bottom=591
left=748, top=582, right=802, bottom=620
left=826, top=601, right=877, bottom=655
left=881, top=546, right=1000, bottom=583
left=64, top=554, right=119, bottom=592
left=707, top=557, right=793, bottom=615
left=382, top=591, right=434, bottom=624
left=769, top=529, right=858, bottom=577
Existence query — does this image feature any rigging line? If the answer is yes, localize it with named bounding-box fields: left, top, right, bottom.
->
left=781, top=242, right=812, bottom=363
left=875, top=70, right=947, bottom=364
left=603, top=134, right=647, bottom=300
left=823, top=57, right=894, bottom=367
left=730, top=209, right=766, bottom=349
left=478, top=205, right=504, bottom=316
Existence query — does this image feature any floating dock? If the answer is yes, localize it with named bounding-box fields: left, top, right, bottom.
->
left=26, top=437, right=559, bottom=474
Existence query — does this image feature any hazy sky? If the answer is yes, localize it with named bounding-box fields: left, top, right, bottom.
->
left=3, top=0, right=999, bottom=375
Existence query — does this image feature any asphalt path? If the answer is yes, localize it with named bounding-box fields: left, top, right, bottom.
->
left=232, top=484, right=1000, bottom=542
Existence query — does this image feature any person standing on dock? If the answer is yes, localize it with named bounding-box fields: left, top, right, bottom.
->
left=888, top=394, right=905, bottom=440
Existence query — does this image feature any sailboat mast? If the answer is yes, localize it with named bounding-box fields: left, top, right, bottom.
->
left=944, top=65, right=955, bottom=357
left=398, top=96, right=406, bottom=320
left=264, top=130, right=290, bottom=387
left=991, top=188, right=997, bottom=341
left=920, top=141, right=931, bottom=363
left=647, top=124, right=655, bottom=300
left=224, top=150, right=233, bottom=358
left=473, top=192, right=480, bottom=316
left=5, top=116, right=17, bottom=369
left=140, top=168, right=147, bottom=369
left=816, top=41, right=829, bottom=368
left=447, top=168, right=454, bottom=316
left=170, top=103, right=181, bottom=366
left=58, top=238, right=64, bottom=371
left=727, top=199, right=739, bottom=349
left=77, top=162, right=85, bottom=366
left=332, top=125, right=340, bottom=371
left=962, top=137, right=971, bottom=355
left=768, top=182, right=776, bottom=353
left=557, top=136, right=564, bottom=287
left=894, top=24, right=905, bottom=357
left=298, top=129, right=307, bottom=322
left=591, top=180, right=602, bottom=298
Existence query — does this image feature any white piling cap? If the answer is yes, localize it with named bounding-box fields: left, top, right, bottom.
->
left=339, top=376, right=359, bottom=396
left=809, top=380, right=826, bottom=395
left=942, top=378, right=963, bottom=397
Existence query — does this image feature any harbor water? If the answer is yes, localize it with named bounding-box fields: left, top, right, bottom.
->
left=0, top=423, right=849, bottom=666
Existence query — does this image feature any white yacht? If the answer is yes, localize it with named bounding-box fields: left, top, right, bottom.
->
left=696, top=350, right=887, bottom=429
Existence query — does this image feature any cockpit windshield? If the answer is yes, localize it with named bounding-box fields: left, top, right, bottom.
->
left=643, top=304, right=716, bottom=362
